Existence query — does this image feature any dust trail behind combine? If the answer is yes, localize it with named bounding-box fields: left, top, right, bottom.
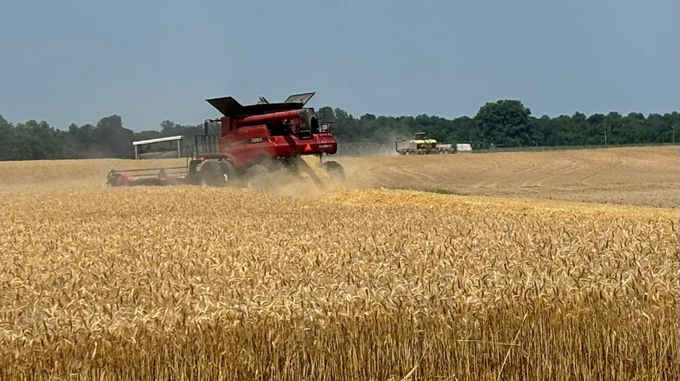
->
left=246, top=156, right=372, bottom=198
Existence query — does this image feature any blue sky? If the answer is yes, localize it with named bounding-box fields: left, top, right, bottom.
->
left=0, top=0, right=677, bottom=131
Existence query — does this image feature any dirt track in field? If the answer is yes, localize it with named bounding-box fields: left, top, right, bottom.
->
left=337, top=146, right=678, bottom=208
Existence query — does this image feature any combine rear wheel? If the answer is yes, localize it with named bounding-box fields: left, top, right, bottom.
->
left=200, top=160, right=230, bottom=187
left=245, top=164, right=271, bottom=189
left=323, top=161, right=345, bottom=181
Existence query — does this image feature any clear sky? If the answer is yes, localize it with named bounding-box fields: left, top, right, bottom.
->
left=0, top=0, right=677, bottom=131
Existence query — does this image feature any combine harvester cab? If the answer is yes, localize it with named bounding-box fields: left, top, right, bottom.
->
left=107, top=92, right=344, bottom=188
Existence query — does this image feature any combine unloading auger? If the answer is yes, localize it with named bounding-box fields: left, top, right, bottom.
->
left=107, top=92, right=344, bottom=189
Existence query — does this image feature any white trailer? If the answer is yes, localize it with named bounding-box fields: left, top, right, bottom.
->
left=456, top=143, right=472, bottom=152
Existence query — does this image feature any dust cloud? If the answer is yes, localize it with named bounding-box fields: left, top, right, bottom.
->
left=245, top=156, right=376, bottom=198
left=0, top=155, right=377, bottom=198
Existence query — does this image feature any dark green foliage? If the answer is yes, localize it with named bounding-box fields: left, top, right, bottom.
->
left=0, top=115, right=202, bottom=160
left=475, top=100, right=534, bottom=147
left=327, top=102, right=677, bottom=149
left=0, top=101, right=677, bottom=160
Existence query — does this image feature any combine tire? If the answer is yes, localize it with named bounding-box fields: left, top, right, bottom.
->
left=323, top=161, right=345, bottom=180
left=219, top=160, right=237, bottom=184
left=245, top=164, right=270, bottom=189
left=200, top=160, right=228, bottom=187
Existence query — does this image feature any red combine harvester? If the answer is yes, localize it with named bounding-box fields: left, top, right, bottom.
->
left=107, top=92, right=344, bottom=188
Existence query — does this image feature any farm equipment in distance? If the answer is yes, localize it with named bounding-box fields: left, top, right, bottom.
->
left=107, top=92, right=344, bottom=188
left=395, top=132, right=456, bottom=155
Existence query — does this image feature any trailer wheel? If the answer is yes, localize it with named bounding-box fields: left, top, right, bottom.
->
left=201, top=160, right=228, bottom=187
left=323, top=161, right=345, bottom=180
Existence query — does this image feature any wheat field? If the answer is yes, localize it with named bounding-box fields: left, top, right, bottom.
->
left=0, top=148, right=677, bottom=380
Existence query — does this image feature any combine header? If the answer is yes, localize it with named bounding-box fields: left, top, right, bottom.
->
left=107, top=92, right=343, bottom=188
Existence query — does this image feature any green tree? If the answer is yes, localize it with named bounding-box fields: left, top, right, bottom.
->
left=605, top=112, right=623, bottom=144
left=475, top=100, right=533, bottom=147
left=0, top=115, right=17, bottom=160
left=95, top=115, right=134, bottom=158
left=586, top=113, right=607, bottom=145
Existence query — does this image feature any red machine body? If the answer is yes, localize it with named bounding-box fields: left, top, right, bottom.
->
left=106, top=92, right=343, bottom=188
left=203, top=92, right=338, bottom=170
left=217, top=110, right=337, bottom=168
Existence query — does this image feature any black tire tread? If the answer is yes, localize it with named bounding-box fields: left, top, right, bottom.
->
left=200, top=160, right=227, bottom=187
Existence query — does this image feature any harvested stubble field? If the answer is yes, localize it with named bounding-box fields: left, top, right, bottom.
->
left=338, top=146, right=679, bottom=208
left=0, top=148, right=677, bottom=380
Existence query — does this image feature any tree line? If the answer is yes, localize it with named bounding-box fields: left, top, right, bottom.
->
left=322, top=100, right=679, bottom=149
left=0, top=100, right=677, bottom=161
